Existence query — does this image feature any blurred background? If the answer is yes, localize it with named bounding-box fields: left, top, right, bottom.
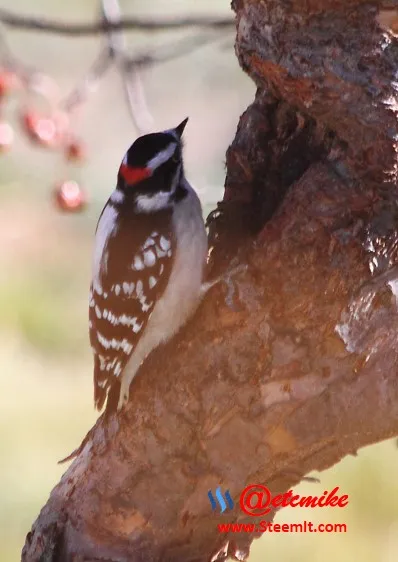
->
left=0, top=2, right=397, bottom=561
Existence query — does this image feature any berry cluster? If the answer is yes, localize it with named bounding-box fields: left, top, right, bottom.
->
left=0, top=67, right=87, bottom=212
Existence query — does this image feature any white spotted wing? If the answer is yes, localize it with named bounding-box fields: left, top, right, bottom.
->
left=89, top=202, right=174, bottom=410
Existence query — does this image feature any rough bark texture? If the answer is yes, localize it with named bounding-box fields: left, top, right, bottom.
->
left=23, top=1, right=398, bottom=561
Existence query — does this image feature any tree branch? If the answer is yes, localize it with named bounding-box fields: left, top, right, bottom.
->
left=99, top=0, right=153, bottom=134
left=61, top=46, right=113, bottom=111
left=0, top=5, right=231, bottom=131
left=0, top=8, right=234, bottom=36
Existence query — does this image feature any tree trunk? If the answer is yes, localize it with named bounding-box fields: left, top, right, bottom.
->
left=22, top=1, right=398, bottom=561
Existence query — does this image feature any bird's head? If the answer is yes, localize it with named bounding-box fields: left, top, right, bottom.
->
left=117, top=118, right=188, bottom=212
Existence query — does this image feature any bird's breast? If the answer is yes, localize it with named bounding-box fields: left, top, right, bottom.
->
left=148, top=184, right=207, bottom=342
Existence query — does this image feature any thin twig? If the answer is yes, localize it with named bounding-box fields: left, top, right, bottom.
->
left=127, top=32, right=227, bottom=67
left=120, top=61, right=153, bottom=134
left=0, top=8, right=234, bottom=36
left=100, top=0, right=124, bottom=55
left=0, top=27, right=34, bottom=79
left=0, top=5, right=234, bottom=134
left=61, top=47, right=113, bottom=112
left=60, top=31, right=226, bottom=116
left=101, top=0, right=153, bottom=134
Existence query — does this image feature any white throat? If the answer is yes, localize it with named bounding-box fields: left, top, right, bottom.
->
left=135, top=163, right=182, bottom=213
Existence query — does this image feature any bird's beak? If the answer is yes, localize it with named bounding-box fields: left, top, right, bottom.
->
left=174, top=117, right=189, bottom=138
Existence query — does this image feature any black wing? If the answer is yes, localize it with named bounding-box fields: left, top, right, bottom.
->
left=89, top=203, right=174, bottom=410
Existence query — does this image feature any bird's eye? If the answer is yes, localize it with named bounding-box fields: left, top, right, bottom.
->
left=172, top=152, right=180, bottom=163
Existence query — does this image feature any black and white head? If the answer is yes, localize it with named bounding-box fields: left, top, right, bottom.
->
left=116, top=118, right=189, bottom=213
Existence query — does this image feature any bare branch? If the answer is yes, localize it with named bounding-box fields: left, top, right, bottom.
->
left=120, top=61, right=153, bottom=134
left=1, top=2, right=233, bottom=132
left=60, top=30, right=225, bottom=116
left=61, top=47, right=113, bottom=112
left=101, top=0, right=153, bottom=134
left=0, top=8, right=234, bottom=36
left=0, top=27, right=36, bottom=80
left=100, top=0, right=124, bottom=55
left=127, top=32, right=227, bottom=67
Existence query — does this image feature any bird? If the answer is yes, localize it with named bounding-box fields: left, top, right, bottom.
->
left=89, top=118, right=208, bottom=412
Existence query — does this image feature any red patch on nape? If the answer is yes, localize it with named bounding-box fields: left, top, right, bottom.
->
left=119, top=164, right=151, bottom=185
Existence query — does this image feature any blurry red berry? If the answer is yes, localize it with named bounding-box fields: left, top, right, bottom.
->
left=0, top=70, right=20, bottom=98
left=54, top=180, right=87, bottom=212
left=0, top=122, right=14, bottom=152
left=65, top=139, right=86, bottom=162
left=21, top=109, right=69, bottom=148
left=22, top=110, right=56, bottom=147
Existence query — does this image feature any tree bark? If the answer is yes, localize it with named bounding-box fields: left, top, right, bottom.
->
left=22, top=1, right=398, bottom=561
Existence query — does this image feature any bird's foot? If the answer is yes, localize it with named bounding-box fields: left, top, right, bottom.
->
left=201, top=263, right=247, bottom=308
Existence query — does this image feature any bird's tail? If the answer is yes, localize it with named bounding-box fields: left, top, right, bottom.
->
left=58, top=423, right=96, bottom=464
left=103, top=378, right=121, bottom=415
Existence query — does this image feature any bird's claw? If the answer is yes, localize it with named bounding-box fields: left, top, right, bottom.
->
left=201, top=263, right=248, bottom=309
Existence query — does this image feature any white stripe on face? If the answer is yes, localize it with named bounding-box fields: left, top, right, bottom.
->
left=166, top=128, right=180, bottom=142
left=135, top=191, right=172, bottom=213
left=147, top=142, right=177, bottom=172
left=135, top=163, right=182, bottom=213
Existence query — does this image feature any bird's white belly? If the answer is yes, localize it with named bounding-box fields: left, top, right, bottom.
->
left=121, top=184, right=207, bottom=394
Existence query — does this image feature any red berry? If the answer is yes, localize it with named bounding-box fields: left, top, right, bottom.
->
left=54, top=180, right=87, bottom=212
left=22, top=110, right=56, bottom=147
left=0, top=122, right=14, bottom=152
left=21, top=109, right=69, bottom=148
left=0, top=70, right=20, bottom=98
left=65, top=139, right=86, bottom=162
